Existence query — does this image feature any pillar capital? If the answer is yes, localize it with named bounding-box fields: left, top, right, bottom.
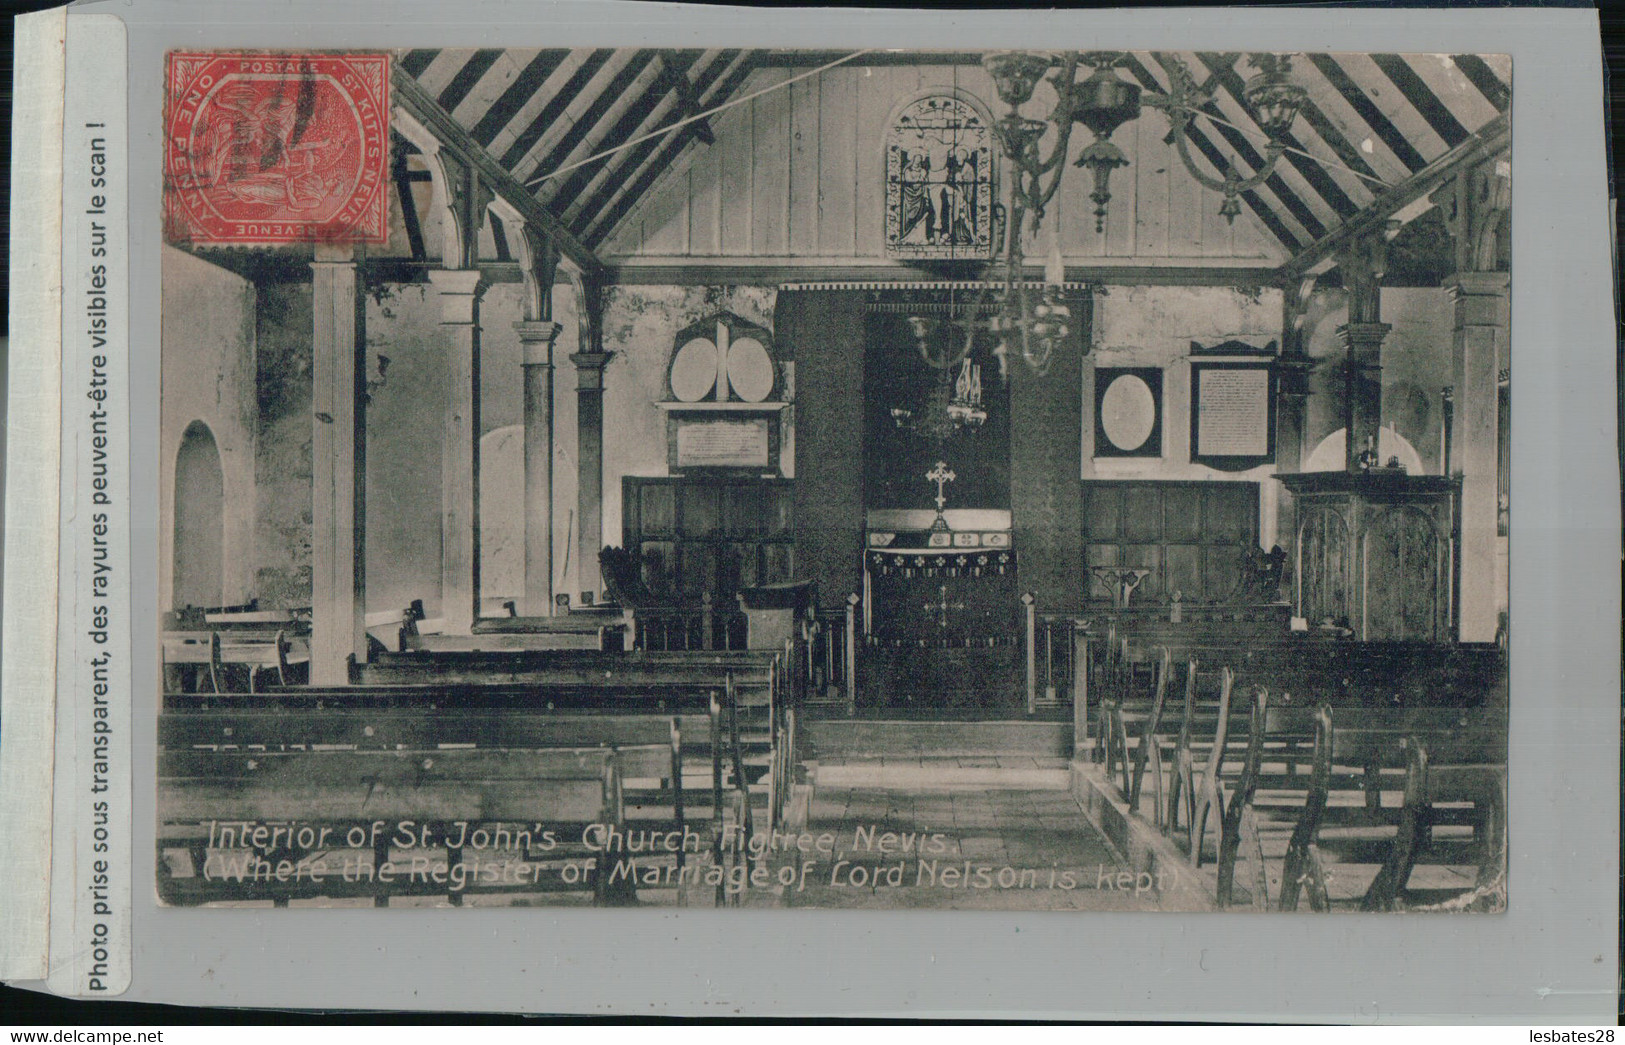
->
left=1335, top=320, right=1392, bottom=348
left=1275, top=353, right=1314, bottom=399
left=517, top=320, right=564, bottom=366
left=1445, top=272, right=1511, bottom=327
left=1444, top=270, right=1510, bottom=296
left=428, top=268, right=486, bottom=324
left=1336, top=321, right=1391, bottom=368
left=570, top=350, right=613, bottom=390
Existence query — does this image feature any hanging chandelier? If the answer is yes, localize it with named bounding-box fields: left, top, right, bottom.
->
left=984, top=50, right=1309, bottom=233
left=891, top=313, right=988, bottom=440
left=964, top=50, right=1309, bottom=375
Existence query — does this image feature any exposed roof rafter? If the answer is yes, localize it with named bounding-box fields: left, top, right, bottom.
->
left=389, top=48, right=1511, bottom=269
left=1281, top=112, right=1508, bottom=280
left=391, top=67, right=604, bottom=277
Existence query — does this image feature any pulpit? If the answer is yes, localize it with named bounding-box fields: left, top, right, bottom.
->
left=1277, top=471, right=1459, bottom=642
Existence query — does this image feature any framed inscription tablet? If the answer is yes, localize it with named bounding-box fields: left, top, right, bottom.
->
left=1190, top=361, right=1276, bottom=470
left=674, top=416, right=772, bottom=469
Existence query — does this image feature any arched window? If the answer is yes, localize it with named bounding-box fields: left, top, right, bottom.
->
left=883, top=92, right=996, bottom=261
left=173, top=421, right=224, bottom=609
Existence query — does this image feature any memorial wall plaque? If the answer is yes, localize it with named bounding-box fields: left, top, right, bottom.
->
left=674, top=417, right=772, bottom=469
left=1191, top=361, right=1276, bottom=470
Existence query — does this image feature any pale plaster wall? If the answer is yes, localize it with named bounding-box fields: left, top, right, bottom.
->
left=1086, top=283, right=1286, bottom=547
left=1301, top=286, right=1455, bottom=477
left=593, top=285, right=780, bottom=579
left=362, top=281, right=443, bottom=617
left=159, top=245, right=258, bottom=612
left=546, top=281, right=581, bottom=604
left=362, top=278, right=579, bottom=619
left=251, top=282, right=313, bottom=608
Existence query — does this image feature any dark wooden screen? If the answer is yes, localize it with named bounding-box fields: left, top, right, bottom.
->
left=1081, top=480, right=1259, bottom=604
left=622, top=476, right=795, bottom=604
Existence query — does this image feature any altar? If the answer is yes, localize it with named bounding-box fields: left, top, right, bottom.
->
left=858, top=462, right=1022, bottom=710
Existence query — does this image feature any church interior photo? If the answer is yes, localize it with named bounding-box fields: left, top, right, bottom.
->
left=158, top=47, right=1512, bottom=912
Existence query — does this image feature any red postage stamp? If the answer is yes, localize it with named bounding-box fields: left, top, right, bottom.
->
left=163, top=52, right=390, bottom=245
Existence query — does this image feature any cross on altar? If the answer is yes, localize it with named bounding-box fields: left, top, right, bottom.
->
left=925, top=461, right=956, bottom=511
left=922, top=584, right=967, bottom=628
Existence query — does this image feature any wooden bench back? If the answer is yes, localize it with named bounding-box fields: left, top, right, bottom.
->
left=159, top=709, right=708, bottom=753
left=159, top=746, right=625, bottom=824
left=164, top=629, right=310, bottom=693
left=356, top=649, right=781, bottom=703
left=156, top=743, right=669, bottom=907
left=1221, top=697, right=1507, bottom=912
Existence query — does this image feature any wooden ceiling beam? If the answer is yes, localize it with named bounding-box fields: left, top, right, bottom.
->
left=392, top=66, right=604, bottom=278
left=1281, top=112, right=1508, bottom=280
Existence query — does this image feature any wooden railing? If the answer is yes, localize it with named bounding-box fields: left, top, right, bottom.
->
left=1018, top=594, right=1083, bottom=717
left=803, top=594, right=860, bottom=715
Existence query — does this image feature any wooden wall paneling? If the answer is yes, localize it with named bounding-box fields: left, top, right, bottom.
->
left=1163, top=485, right=1202, bottom=542
left=1164, top=543, right=1202, bottom=599
left=817, top=68, right=858, bottom=258
left=1132, top=114, right=1172, bottom=258
left=1166, top=132, right=1207, bottom=256
left=786, top=292, right=866, bottom=608
left=1229, top=196, right=1286, bottom=261
left=640, top=167, right=691, bottom=255
left=1055, top=120, right=1099, bottom=259
left=852, top=67, right=891, bottom=258
left=1009, top=312, right=1085, bottom=613
left=752, top=73, right=793, bottom=255
left=718, top=80, right=756, bottom=255
left=788, top=72, right=822, bottom=255
left=1103, top=121, right=1138, bottom=258
left=687, top=128, right=723, bottom=255
left=1201, top=173, right=1237, bottom=258
left=600, top=62, right=1298, bottom=263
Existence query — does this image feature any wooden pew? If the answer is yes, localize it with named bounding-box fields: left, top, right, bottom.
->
left=163, top=629, right=310, bottom=693
left=357, top=648, right=778, bottom=698
left=1255, top=704, right=1508, bottom=912
left=357, top=647, right=790, bottom=830
left=1093, top=637, right=1507, bottom=911
left=158, top=744, right=650, bottom=907
left=1158, top=692, right=1506, bottom=912
left=159, top=708, right=711, bottom=849
left=157, top=705, right=733, bottom=907
left=173, top=645, right=800, bottom=837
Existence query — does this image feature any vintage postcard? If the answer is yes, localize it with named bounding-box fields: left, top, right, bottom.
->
left=5, top=0, right=1616, bottom=1020
left=154, top=43, right=1512, bottom=915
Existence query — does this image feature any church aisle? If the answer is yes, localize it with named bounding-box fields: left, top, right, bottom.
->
left=770, top=761, right=1169, bottom=911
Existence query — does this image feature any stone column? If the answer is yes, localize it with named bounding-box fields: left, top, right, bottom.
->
left=518, top=320, right=562, bottom=615
left=1338, top=321, right=1391, bottom=472
left=429, top=269, right=484, bottom=634
left=570, top=348, right=611, bottom=603
left=309, top=246, right=367, bottom=684
left=1446, top=271, right=1509, bottom=642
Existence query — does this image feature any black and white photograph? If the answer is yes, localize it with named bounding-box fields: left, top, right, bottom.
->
left=155, top=45, right=1513, bottom=914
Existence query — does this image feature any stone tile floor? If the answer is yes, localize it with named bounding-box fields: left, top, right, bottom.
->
left=762, top=758, right=1171, bottom=912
